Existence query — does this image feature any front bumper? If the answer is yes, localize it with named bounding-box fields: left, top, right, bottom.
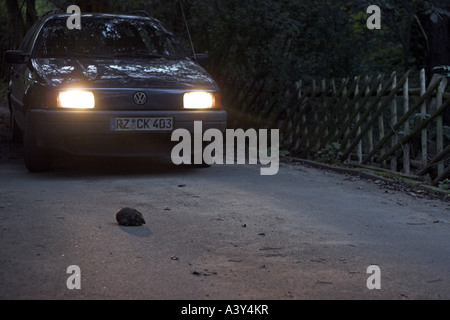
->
left=29, top=109, right=227, bottom=156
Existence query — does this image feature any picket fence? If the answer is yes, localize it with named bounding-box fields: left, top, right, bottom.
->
left=227, top=69, right=449, bottom=186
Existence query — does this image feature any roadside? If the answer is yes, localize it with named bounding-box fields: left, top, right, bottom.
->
left=286, top=158, right=450, bottom=202
left=0, top=100, right=23, bottom=162
left=0, top=95, right=448, bottom=202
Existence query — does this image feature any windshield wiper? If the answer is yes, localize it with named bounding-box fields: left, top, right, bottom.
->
left=113, top=52, right=165, bottom=59
left=42, top=52, right=111, bottom=59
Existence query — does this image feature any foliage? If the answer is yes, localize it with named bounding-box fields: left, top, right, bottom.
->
left=1, top=0, right=449, bottom=120
left=316, top=142, right=343, bottom=164
left=443, top=126, right=450, bottom=141
left=438, top=178, right=450, bottom=191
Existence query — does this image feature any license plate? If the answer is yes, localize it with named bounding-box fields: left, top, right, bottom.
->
left=110, top=117, right=173, bottom=131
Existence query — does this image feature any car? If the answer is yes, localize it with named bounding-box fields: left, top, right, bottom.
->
left=6, top=11, right=226, bottom=172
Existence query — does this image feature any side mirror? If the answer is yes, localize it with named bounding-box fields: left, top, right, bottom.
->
left=5, top=50, right=29, bottom=64
left=193, top=53, right=210, bottom=67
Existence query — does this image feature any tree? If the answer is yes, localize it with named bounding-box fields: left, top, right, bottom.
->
left=420, top=0, right=450, bottom=75
left=373, top=0, right=450, bottom=75
left=5, top=0, right=26, bottom=48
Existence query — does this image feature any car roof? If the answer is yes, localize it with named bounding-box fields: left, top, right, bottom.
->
left=41, top=11, right=163, bottom=24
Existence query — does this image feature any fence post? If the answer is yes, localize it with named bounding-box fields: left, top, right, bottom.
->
left=403, top=75, right=410, bottom=175
left=390, top=72, right=398, bottom=171
left=294, top=80, right=303, bottom=152
left=377, top=79, right=386, bottom=167
left=342, top=79, right=351, bottom=161
left=304, top=80, right=317, bottom=151
left=436, top=78, right=447, bottom=177
left=355, top=78, right=362, bottom=163
left=322, top=79, right=328, bottom=138
left=296, top=80, right=302, bottom=99
left=366, top=76, right=373, bottom=162
left=420, top=69, right=427, bottom=165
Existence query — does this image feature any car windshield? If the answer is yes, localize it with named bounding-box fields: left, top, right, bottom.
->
left=35, top=16, right=189, bottom=60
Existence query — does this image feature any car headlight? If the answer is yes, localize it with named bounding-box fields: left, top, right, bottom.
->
left=183, top=92, right=214, bottom=109
left=58, top=90, right=95, bottom=109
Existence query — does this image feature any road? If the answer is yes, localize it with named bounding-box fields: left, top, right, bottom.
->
left=0, top=153, right=449, bottom=300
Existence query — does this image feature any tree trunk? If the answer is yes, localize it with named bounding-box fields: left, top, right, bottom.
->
left=424, top=12, right=450, bottom=73
left=421, top=0, right=450, bottom=125
left=5, top=0, right=26, bottom=48
left=25, top=0, right=37, bottom=30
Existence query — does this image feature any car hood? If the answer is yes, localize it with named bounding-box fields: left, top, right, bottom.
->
left=33, top=57, right=218, bottom=90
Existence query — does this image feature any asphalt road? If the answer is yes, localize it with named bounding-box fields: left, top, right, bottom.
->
left=0, top=154, right=449, bottom=300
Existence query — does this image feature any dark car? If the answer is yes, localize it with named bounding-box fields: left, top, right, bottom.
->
left=6, top=12, right=226, bottom=172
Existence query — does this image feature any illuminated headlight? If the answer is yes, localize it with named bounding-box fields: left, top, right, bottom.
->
left=58, top=90, right=95, bottom=109
left=183, top=92, right=214, bottom=109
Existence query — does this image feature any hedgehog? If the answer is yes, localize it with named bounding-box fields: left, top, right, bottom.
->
left=115, top=207, right=146, bottom=226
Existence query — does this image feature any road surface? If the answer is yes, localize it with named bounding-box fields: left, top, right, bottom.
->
left=0, top=154, right=449, bottom=300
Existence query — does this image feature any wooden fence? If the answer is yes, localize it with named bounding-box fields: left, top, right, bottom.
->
left=228, top=69, right=449, bottom=185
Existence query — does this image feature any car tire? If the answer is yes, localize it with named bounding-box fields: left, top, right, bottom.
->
left=23, top=114, right=50, bottom=172
left=9, top=112, right=23, bottom=144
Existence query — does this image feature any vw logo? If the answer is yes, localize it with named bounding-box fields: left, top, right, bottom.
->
left=133, top=91, right=147, bottom=106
